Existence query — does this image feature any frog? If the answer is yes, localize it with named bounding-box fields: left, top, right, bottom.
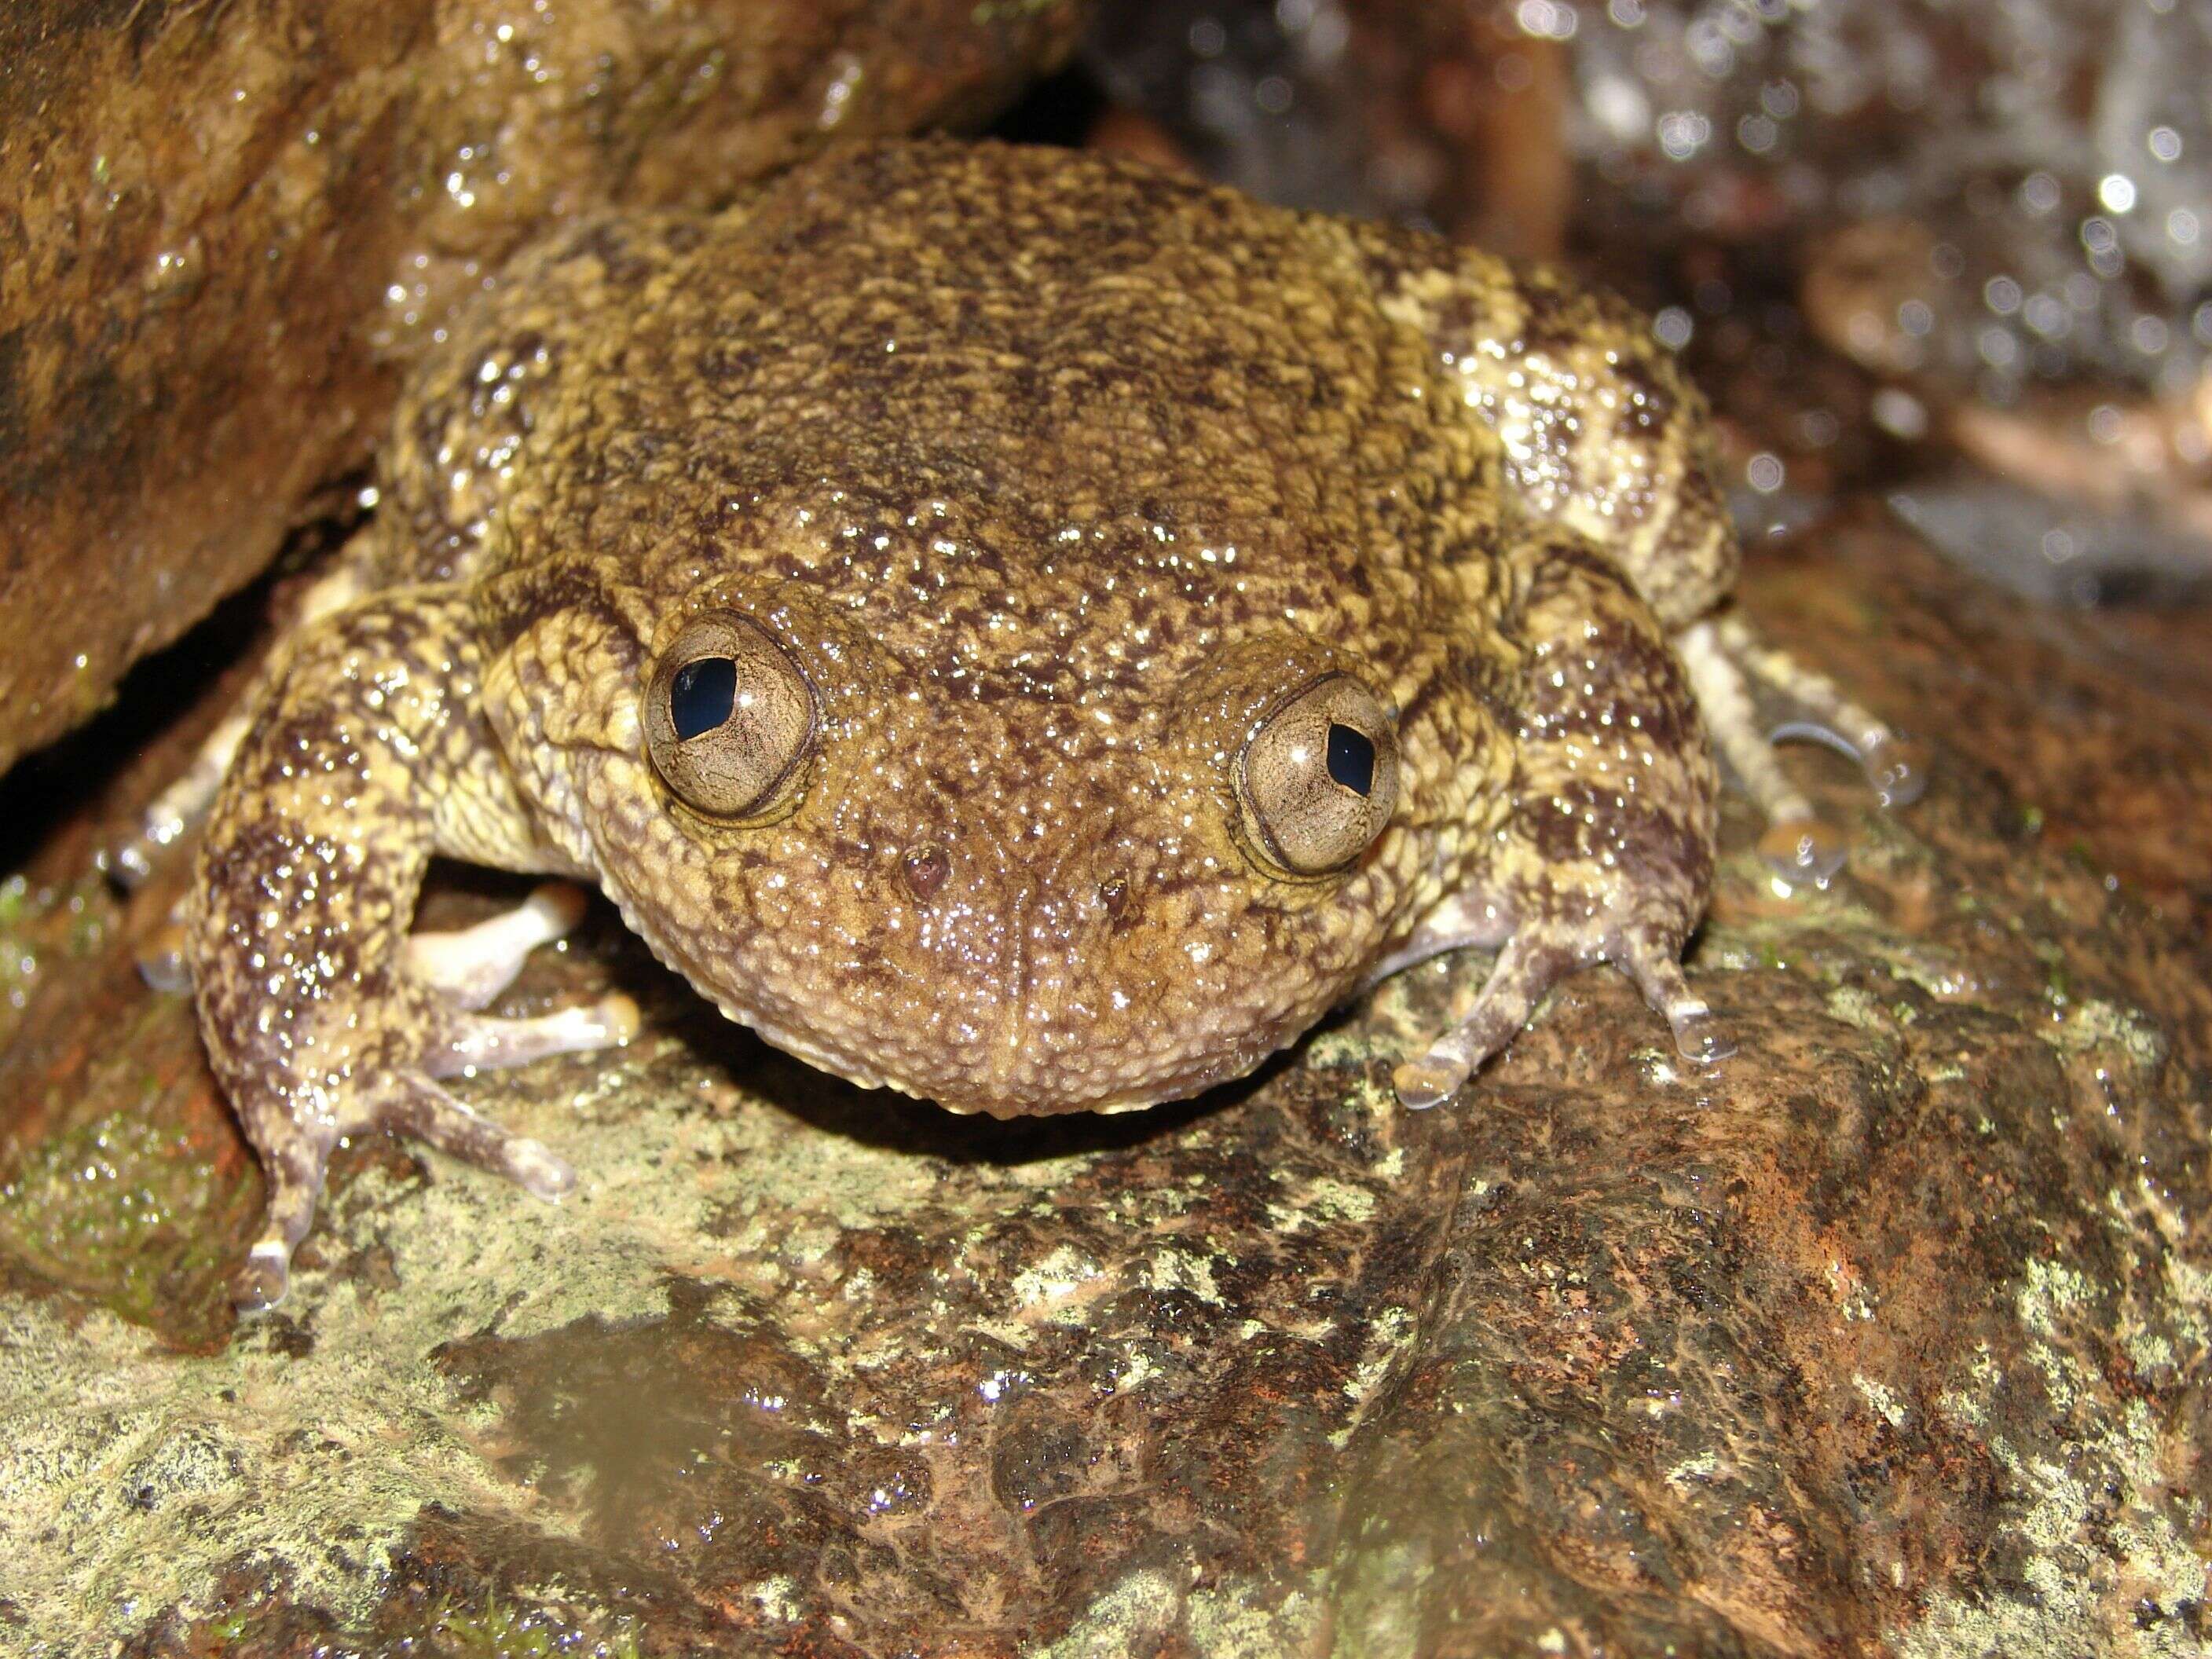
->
left=138, top=138, right=1920, bottom=1308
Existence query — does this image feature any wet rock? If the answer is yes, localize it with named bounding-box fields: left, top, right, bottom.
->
left=1564, top=0, right=2212, bottom=394
left=0, top=0, right=1088, bottom=778
left=1, top=506, right=2207, bottom=1654
left=1085, top=0, right=1573, bottom=258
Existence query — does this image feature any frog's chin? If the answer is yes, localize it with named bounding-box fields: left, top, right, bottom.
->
left=599, top=872, right=1320, bottom=1115
left=710, top=990, right=1286, bottom=1120
left=903, top=1090, right=1168, bottom=1119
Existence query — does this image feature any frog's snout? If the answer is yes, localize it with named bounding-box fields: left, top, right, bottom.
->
left=657, top=749, right=1292, bottom=1115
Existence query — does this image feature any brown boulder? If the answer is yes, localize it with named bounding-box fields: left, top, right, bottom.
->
left=0, top=0, right=1086, bottom=775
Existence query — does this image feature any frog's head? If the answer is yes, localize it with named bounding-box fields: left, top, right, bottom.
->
left=543, top=576, right=1445, bottom=1116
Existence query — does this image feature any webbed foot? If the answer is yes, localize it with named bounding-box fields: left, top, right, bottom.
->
left=225, top=986, right=635, bottom=1313
left=231, top=1082, right=584, bottom=1316
left=1390, top=923, right=1732, bottom=1112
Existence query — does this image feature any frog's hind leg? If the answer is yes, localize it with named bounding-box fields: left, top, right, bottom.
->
left=1710, top=614, right=1928, bottom=809
left=1356, top=225, right=1924, bottom=877
left=1674, top=616, right=1928, bottom=883
left=108, top=564, right=369, bottom=892
left=1673, top=621, right=1844, bottom=881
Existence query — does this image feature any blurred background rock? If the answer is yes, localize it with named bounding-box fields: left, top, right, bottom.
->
left=1073, top=0, right=2212, bottom=603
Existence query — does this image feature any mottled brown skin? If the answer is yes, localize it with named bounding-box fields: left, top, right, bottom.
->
left=186, top=140, right=1741, bottom=1306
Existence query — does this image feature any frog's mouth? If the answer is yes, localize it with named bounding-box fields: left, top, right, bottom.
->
left=727, top=994, right=1300, bottom=1120
left=594, top=830, right=1346, bottom=1120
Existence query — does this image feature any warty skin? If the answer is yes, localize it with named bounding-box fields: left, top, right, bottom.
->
left=166, top=139, right=1899, bottom=1308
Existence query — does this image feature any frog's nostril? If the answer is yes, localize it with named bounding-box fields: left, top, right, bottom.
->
left=1098, top=873, right=1131, bottom=918
left=901, top=843, right=951, bottom=903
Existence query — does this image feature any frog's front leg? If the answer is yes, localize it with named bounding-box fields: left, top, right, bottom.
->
left=1364, top=230, right=1925, bottom=878
left=1393, top=532, right=1730, bottom=1110
left=188, top=590, right=635, bottom=1309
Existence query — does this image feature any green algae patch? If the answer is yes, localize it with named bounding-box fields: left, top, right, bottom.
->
left=0, top=1019, right=790, bottom=1644
left=1899, top=1300, right=2210, bottom=1657
left=0, top=1108, right=253, bottom=1350
left=411, top=1595, right=645, bottom=1659
left=0, top=871, right=113, bottom=1055
left=0, top=1292, right=566, bottom=1645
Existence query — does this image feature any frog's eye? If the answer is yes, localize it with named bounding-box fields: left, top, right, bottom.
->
left=644, top=613, right=815, bottom=819
left=1235, top=676, right=1400, bottom=876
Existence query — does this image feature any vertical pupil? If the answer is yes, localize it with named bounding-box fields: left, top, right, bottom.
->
left=1326, top=723, right=1375, bottom=796
left=670, top=657, right=737, bottom=740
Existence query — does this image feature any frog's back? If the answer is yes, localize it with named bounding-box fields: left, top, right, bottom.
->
left=463, top=140, right=1507, bottom=707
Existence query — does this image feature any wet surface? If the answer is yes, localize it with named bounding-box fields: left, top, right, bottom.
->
left=2, top=514, right=2207, bottom=1654
left=5, top=2, right=2212, bottom=1652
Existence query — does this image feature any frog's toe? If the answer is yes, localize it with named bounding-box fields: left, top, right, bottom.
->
left=102, top=798, right=195, bottom=893
left=1768, top=720, right=1932, bottom=812
left=104, top=705, right=259, bottom=893
left=1861, top=733, right=1930, bottom=808
left=508, top=1138, right=580, bottom=1202
left=1392, top=1057, right=1472, bottom=1111
left=230, top=1242, right=295, bottom=1314
left=1617, top=923, right=1734, bottom=1065
left=382, top=1074, right=579, bottom=1200
left=427, top=994, right=640, bottom=1076
left=1672, top=1016, right=1738, bottom=1065
left=1756, top=816, right=1849, bottom=884
left=134, top=914, right=192, bottom=995
left=102, top=837, right=159, bottom=892
left=229, top=1137, right=336, bottom=1313
left=1393, top=936, right=1560, bottom=1111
